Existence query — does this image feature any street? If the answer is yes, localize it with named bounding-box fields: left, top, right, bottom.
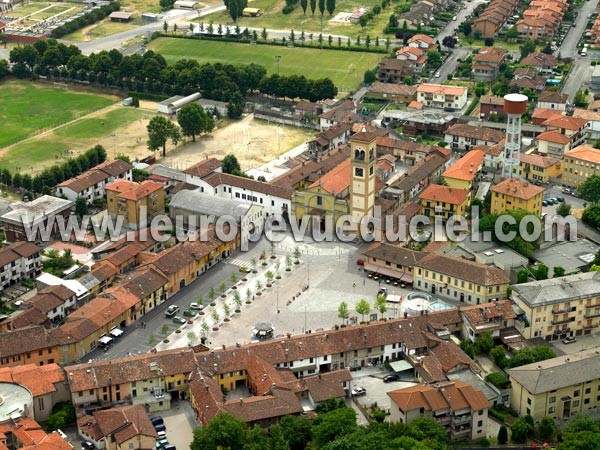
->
left=434, top=47, right=470, bottom=82
left=436, top=0, right=487, bottom=43
left=559, top=0, right=599, bottom=58
left=561, top=57, right=593, bottom=102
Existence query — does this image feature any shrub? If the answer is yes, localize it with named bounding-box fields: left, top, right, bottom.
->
left=163, top=339, right=169, bottom=343
left=485, top=372, right=511, bottom=390
left=282, top=4, right=294, bottom=13
left=175, top=329, right=182, bottom=334
left=478, top=437, right=491, bottom=447
left=488, top=408, right=505, bottom=422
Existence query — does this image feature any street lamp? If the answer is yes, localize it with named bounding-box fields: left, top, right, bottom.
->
left=275, top=55, right=281, bottom=75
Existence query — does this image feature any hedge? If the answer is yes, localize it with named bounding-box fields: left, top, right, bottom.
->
left=488, top=408, right=505, bottom=422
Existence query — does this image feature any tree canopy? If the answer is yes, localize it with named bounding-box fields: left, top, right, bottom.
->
left=177, top=103, right=214, bottom=142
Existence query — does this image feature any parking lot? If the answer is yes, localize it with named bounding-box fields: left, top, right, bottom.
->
left=159, top=401, right=198, bottom=450
left=350, top=366, right=418, bottom=413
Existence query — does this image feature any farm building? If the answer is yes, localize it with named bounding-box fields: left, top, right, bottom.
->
left=109, top=11, right=133, bottom=21
left=174, top=0, right=200, bottom=8
left=157, top=93, right=202, bottom=115
left=242, top=7, right=263, bottom=16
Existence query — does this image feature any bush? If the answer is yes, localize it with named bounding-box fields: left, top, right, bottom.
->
left=478, top=437, right=491, bottom=447
left=485, top=372, right=511, bottom=389
left=488, top=408, right=505, bottom=422
left=282, top=4, right=294, bottom=13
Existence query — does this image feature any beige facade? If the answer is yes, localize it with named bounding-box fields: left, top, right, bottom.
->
left=511, top=272, right=600, bottom=341
left=562, top=145, right=600, bottom=189
left=349, top=132, right=378, bottom=227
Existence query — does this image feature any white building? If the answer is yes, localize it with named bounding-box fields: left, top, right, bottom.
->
left=416, top=84, right=468, bottom=110
left=0, top=242, right=42, bottom=291
left=157, top=93, right=202, bottom=115
left=55, top=160, right=133, bottom=204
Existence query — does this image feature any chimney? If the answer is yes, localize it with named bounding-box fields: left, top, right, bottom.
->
left=222, top=344, right=226, bottom=350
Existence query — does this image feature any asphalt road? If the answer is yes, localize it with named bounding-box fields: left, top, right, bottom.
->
left=436, top=0, right=488, bottom=43
left=559, top=0, right=599, bottom=58
left=433, top=47, right=470, bottom=81
left=562, top=56, right=594, bottom=101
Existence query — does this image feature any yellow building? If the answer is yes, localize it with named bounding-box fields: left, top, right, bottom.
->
left=442, top=149, right=484, bottom=192
left=520, top=153, right=563, bottom=183
left=106, top=180, right=165, bottom=229
left=508, top=348, right=600, bottom=421
left=510, top=272, right=600, bottom=341
left=490, top=178, right=544, bottom=216
left=562, top=145, right=600, bottom=189
left=292, top=160, right=351, bottom=231
left=418, top=184, right=470, bottom=223
left=414, top=252, right=509, bottom=305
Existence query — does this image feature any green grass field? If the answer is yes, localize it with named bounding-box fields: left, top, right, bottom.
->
left=63, top=18, right=140, bottom=41
left=149, top=38, right=383, bottom=91
left=0, top=82, right=117, bottom=148
left=0, top=107, right=149, bottom=173
left=201, top=0, right=405, bottom=39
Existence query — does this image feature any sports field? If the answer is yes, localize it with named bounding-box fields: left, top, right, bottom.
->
left=0, top=81, right=117, bottom=148
left=148, top=38, right=383, bottom=91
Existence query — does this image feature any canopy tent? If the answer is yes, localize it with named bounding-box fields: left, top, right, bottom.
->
left=110, top=328, right=124, bottom=337
left=99, top=335, right=113, bottom=345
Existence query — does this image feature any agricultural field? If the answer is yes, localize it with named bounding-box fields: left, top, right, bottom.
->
left=63, top=17, right=140, bottom=41
left=8, top=1, right=86, bottom=29
left=0, top=81, right=117, bottom=148
left=149, top=38, right=383, bottom=91
left=200, top=0, right=405, bottom=39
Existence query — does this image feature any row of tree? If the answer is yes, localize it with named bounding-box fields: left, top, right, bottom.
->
left=51, top=2, right=121, bottom=38
left=9, top=39, right=337, bottom=105
left=259, top=74, right=337, bottom=102
left=191, top=406, right=450, bottom=450
left=0, top=145, right=107, bottom=196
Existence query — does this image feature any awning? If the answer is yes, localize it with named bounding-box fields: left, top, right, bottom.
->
left=110, top=328, right=123, bottom=337
left=389, top=360, right=413, bottom=373
left=99, top=336, right=112, bottom=345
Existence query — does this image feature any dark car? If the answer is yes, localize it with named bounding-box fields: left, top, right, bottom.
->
left=556, top=196, right=564, bottom=202
left=383, top=374, right=400, bottom=383
left=164, top=446, right=176, bottom=450
left=82, top=441, right=95, bottom=450
left=154, top=423, right=166, bottom=432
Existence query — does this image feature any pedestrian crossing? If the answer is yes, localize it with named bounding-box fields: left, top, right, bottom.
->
left=225, top=257, right=253, bottom=268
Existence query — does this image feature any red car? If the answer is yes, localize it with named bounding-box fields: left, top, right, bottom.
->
left=356, top=259, right=365, bottom=266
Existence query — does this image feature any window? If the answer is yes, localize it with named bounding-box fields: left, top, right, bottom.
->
left=584, top=398, right=590, bottom=405
left=585, top=388, right=591, bottom=394
left=527, top=398, right=532, bottom=405
left=355, top=167, right=364, bottom=177
left=548, top=406, right=555, bottom=414
left=477, top=420, right=483, bottom=427
left=316, top=196, right=323, bottom=206
left=574, top=390, right=580, bottom=397
left=573, top=400, right=580, bottom=407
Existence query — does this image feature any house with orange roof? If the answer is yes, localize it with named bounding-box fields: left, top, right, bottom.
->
left=573, top=108, right=600, bottom=140
left=395, top=46, right=428, bottom=70
left=537, top=115, right=588, bottom=157
left=531, top=108, right=562, bottom=125
left=418, top=184, right=470, bottom=223
left=472, top=0, right=518, bottom=37
left=520, top=153, right=562, bottom=183
left=444, top=124, right=504, bottom=152
left=0, top=419, right=72, bottom=450
left=562, top=145, right=600, bottom=188
left=490, top=178, right=544, bottom=215
left=407, top=34, right=436, bottom=49
left=416, top=84, right=468, bottom=110
left=291, top=159, right=352, bottom=230
left=105, top=180, right=165, bottom=230
left=388, top=380, right=489, bottom=440
left=471, top=47, right=508, bottom=81
left=442, top=149, right=485, bottom=193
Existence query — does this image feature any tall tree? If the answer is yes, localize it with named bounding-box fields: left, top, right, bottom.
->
left=355, top=299, right=370, bottom=322
left=222, top=154, right=242, bottom=175
left=228, top=0, right=240, bottom=22
left=318, top=0, right=325, bottom=15
left=326, top=0, right=335, bottom=15
left=147, top=116, right=181, bottom=157
left=300, top=0, right=308, bottom=13
left=310, top=0, right=316, bottom=15
left=178, top=103, right=210, bottom=142
left=338, top=302, right=349, bottom=324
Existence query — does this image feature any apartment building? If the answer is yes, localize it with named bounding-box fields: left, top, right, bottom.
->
left=77, top=405, right=158, bottom=450
left=472, top=47, right=508, bottom=81
left=418, top=184, right=470, bottom=223
left=459, top=300, right=517, bottom=342
left=445, top=125, right=503, bottom=152
left=0, top=195, right=73, bottom=243
left=473, top=0, right=517, bottom=37
left=388, top=381, right=489, bottom=440
left=377, top=58, right=414, bottom=83
left=0, top=242, right=42, bottom=291
left=362, top=243, right=426, bottom=282
left=510, top=272, right=600, bottom=340
left=68, top=349, right=197, bottom=416
left=473, top=140, right=505, bottom=171
left=562, top=145, right=600, bottom=189
left=508, top=348, right=600, bottom=421
left=55, top=159, right=133, bottom=204
left=105, top=180, right=165, bottom=230
left=537, top=115, right=588, bottom=158
left=442, top=149, right=485, bottom=193
left=416, top=84, right=468, bottom=110
left=490, top=178, right=544, bottom=216
left=573, top=108, right=600, bottom=140
left=17, top=285, right=77, bottom=326
left=520, top=153, right=562, bottom=183
left=414, top=253, right=510, bottom=304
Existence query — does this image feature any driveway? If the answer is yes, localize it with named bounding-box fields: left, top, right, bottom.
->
left=160, top=401, right=198, bottom=450
left=351, top=366, right=418, bottom=414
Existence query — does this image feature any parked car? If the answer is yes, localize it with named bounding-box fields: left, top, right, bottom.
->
left=556, top=196, right=564, bottom=202
left=165, top=305, right=179, bottom=317
left=155, top=439, right=169, bottom=449
left=157, top=431, right=166, bottom=440
left=562, top=188, right=571, bottom=194
left=434, top=72, right=441, bottom=78
left=172, top=316, right=186, bottom=324
left=183, top=310, right=196, bottom=318
left=383, top=374, right=400, bottom=383
left=82, top=441, right=95, bottom=450
left=562, top=336, right=577, bottom=344
left=542, top=200, right=549, bottom=206
left=190, top=302, right=204, bottom=310
left=351, top=386, right=367, bottom=396
left=356, top=258, right=365, bottom=266
left=151, top=417, right=164, bottom=426
left=164, top=446, right=176, bottom=450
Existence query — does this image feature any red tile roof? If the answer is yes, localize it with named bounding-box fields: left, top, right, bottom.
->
left=490, top=178, right=545, bottom=200
left=105, top=179, right=163, bottom=201
left=442, top=149, right=485, bottom=182
left=308, top=159, right=351, bottom=194
left=419, top=184, right=470, bottom=205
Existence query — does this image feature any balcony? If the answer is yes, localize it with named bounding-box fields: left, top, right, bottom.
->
left=450, top=427, right=471, bottom=440
left=585, top=312, right=600, bottom=319
left=552, top=307, right=573, bottom=315
left=585, top=303, right=600, bottom=309
left=452, top=415, right=472, bottom=426
left=551, top=317, right=575, bottom=325
left=436, top=416, right=451, bottom=425
left=553, top=327, right=571, bottom=335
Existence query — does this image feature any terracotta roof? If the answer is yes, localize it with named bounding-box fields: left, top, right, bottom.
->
left=5, top=307, right=49, bottom=330
left=68, top=348, right=197, bottom=392
left=363, top=243, right=426, bottom=266
left=442, top=150, right=485, bottom=182
left=573, top=108, right=600, bottom=122
left=93, top=405, right=157, bottom=444
left=388, top=380, right=489, bottom=413
left=0, top=326, right=58, bottom=358
left=378, top=58, right=414, bottom=73
left=104, top=244, right=140, bottom=267
left=480, top=95, right=504, bottom=106
left=408, top=34, right=435, bottom=45
left=474, top=47, right=508, bottom=64
left=392, top=153, right=449, bottom=192
left=105, top=179, right=163, bottom=201
left=532, top=108, right=562, bottom=122
left=519, top=152, right=560, bottom=168
left=202, top=172, right=293, bottom=199
left=564, top=145, right=600, bottom=164
left=95, top=159, right=133, bottom=177
left=0, top=242, right=41, bottom=268
left=446, top=124, right=504, bottom=143
left=0, top=419, right=71, bottom=450
left=57, top=160, right=132, bottom=193
left=535, top=130, right=571, bottom=145
left=417, top=83, right=467, bottom=96
left=369, top=82, right=417, bottom=97
left=308, top=159, right=351, bottom=194
left=408, top=100, right=424, bottom=109
left=351, top=131, right=382, bottom=143
left=460, top=300, right=517, bottom=330
left=416, top=253, right=510, bottom=286
left=490, top=177, right=544, bottom=200
left=421, top=340, right=480, bottom=382
left=473, top=139, right=505, bottom=157
left=120, top=267, right=168, bottom=299
left=183, top=158, right=222, bottom=178
left=538, top=90, right=568, bottom=104
left=0, top=363, right=65, bottom=396
left=542, top=115, right=588, bottom=130
left=418, top=184, right=470, bottom=205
